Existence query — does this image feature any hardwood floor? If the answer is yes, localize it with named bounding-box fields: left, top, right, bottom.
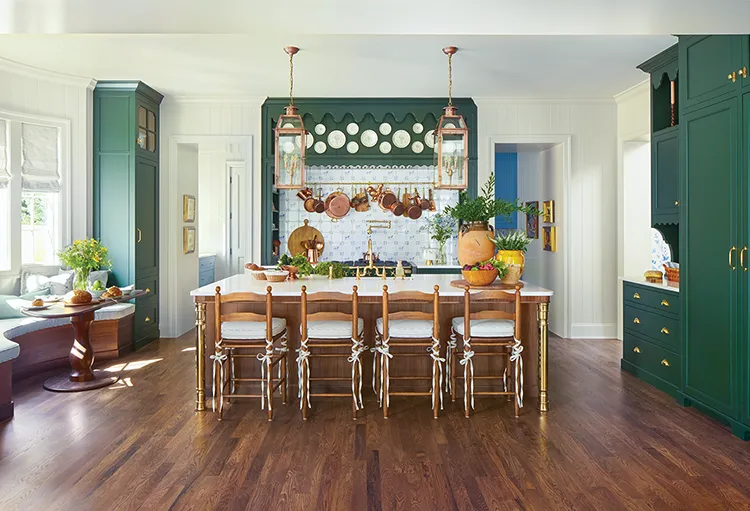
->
left=1, top=334, right=749, bottom=511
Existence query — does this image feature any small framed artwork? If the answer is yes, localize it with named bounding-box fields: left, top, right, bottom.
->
left=542, top=226, right=557, bottom=252
left=525, top=201, right=539, bottom=239
left=542, top=200, right=555, bottom=223
left=183, top=226, right=196, bottom=254
left=183, top=195, right=196, bottom=223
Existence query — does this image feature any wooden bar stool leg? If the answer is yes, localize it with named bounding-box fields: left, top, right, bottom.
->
left=450, top=333, right=458, bottom=403
left=279, top=334, right=288, bottom=405
left=229, top=348, right=236, bottom=397
left=381, top=338, right=390, bottom=419
left=297, top=338, right=311, bottom=420
left=372, top=333, right=380, bottom=398
left=505, top=352, right=512, bottom=402
left=447, top=331, right=457, bottom=396
left=267, top=354, right=274, bottom=422
left=461, top=337, right=474, bottom=419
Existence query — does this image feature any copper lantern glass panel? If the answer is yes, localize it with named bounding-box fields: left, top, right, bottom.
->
left=274, top=106, right=306, bottom=189
left=434, top=107, right=468, bottom=190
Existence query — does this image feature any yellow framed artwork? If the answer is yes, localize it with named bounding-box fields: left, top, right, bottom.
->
left=542, top=226, right=557, bottom=252
left=183, top=195, right=196, bottom=223
left=183, top=226, right=196, bottom=254
left=542, top=199, right=555, bottom=224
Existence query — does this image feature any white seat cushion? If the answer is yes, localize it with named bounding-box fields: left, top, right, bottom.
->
left=221, top=318, right=287, bottom=340
left=376, top=317, right=434, bottom=339
left=94, top=303, right=135, bottom=321
left=0, top=317, right=69, bottom=340
left=306, top=318, right=364, bottom=339
left=451, top=317, right=515, bottom=338
left=0, top=338, right=19, bottom=364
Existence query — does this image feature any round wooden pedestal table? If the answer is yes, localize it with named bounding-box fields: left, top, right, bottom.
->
left=22, top=290, right=147, bottom=392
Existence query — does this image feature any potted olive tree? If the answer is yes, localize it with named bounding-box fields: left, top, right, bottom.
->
left=444, top=174, right=537, bottom=266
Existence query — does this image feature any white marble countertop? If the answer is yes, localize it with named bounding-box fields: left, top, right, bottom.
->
left=621, top=276, right=679, bottom=293
left=191, top=274, right=554, bottom=298
left=415, top=264, right=462, bottom=269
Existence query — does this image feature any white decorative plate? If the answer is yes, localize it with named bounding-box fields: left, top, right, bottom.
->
left=379, top=123, right=392, bottom=136
left=361, top=129, right=378, bottom=148
left=444, top=122, right=456, bottom=129
left=412, top=123, right=424, bottom=134
left=411, top=141, right=424, bottom=154
left=346, top=122, right=359, bottom=135
left=314, top=141, right=327, bottom=154
left=282, top=122, right=295, bottom=129
left=314, top=124, right=326, bottom=135
left=392, top=130, right=411, bottom=149
left=295, top=133, right=313, bottom=149
left=379, top=141, right=392, bottom=154
left=327, top=130, right=346, bottom=149
left=346, top=141, right=359, bottom=154
left=282, top=141, right=296, bottom=154
left=424, top=130, right=436, bottom=149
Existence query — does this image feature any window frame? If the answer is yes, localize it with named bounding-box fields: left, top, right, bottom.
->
left=0, top=109, right=71, bottom=276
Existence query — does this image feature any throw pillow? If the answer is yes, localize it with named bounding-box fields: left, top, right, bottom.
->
left=59, top=269, right=109, bottom=289
left=22, top=271, right=73, bottom=295
left=0, top=287, right=51, bottom=319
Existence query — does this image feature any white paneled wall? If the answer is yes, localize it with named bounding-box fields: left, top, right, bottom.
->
left=477, top=99, right=618, bottom=339
left=0, top=59, right=93, bottom=294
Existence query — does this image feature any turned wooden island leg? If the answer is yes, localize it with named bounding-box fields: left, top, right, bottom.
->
left=538, top=302, right=549, bottom=412
left=195, top=302, right=206, bottom=412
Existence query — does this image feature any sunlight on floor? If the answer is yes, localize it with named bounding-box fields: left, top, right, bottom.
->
left=182, top=347, right=196, bottom=352
left=103, top=358, right=163, bottom=373
left=109, top=377, right=134, bottom=390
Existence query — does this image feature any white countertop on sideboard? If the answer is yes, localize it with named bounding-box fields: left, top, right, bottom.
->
left=621, top=276, right=679, bottom=293
left=191, top=274, right=553, bottom=298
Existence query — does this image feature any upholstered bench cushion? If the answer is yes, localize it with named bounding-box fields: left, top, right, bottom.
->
left=306, top=318, right=365, bottom=339
left=376, top=318, right=434, bottom=339
left=0, top=304, right=135, bottom=341
left=222, top=318, right=287, bottom=340
left=95, top=303, right=135, bottom=321
left=0, top=337, right=20, bottom=364
left=451, top=317, right=515, bottom=338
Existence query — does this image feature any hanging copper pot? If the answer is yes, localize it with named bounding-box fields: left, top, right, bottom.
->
left=418, top=188, right=430, bottom=210
left=428, top=188, right=437, bottom=212
left=388, top=187, right=405, bottom=216
left=325, top=188, right=351, bottom=219
left=379, top=188, right=398, bottom=211
left=407, top=191, right=422, bottom=219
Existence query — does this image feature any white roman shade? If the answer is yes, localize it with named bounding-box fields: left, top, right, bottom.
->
left=0, top=120, right=8, bottom=189
left=21, top=122, right=60, bottom=191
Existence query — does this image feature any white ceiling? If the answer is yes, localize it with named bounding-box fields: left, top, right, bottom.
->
left=0, top=35, right=676, bottom=98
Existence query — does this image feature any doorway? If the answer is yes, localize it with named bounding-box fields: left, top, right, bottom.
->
left=226, top=160, right=246, bottom=276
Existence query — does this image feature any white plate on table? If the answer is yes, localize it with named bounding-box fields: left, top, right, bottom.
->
left=24, top=304, right=50, bottom=311
left=34, top=294, right=62, bottom=303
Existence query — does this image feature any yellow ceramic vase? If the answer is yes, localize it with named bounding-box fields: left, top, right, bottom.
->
left=495, top=250, right=525, bottom=285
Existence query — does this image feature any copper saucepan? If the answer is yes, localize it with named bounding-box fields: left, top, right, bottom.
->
left=379, top=188, right=398, bottom=210
left=389, top=187, right=405, bottom=216
left=419, top=188, right=430, bottom=210
left=325, top=188, right=351, bottom=219
left=406, top=191, right=422, bottom=219
left=313, top=189, right=325, bottom=214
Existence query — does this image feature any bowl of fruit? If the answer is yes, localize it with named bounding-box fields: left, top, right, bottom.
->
left=461, top=259, right=507, bottom=287
left=88, top=279, right=106, bottom=299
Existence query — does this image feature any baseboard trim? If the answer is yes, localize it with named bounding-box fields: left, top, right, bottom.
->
left=570, top=323, right=617, bottom=339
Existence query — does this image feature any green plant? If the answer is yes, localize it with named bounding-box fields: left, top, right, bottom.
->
left=421, top=212, right=456, bottom=245
left=444, top=174, right=539, bottom=223
left=277, top=253, right=313, bottom=276
left=489, top=230, right=534, bottom=252
left=58, top=239, right=112, bottom=272
left=313, top=261, right=347, bottom=279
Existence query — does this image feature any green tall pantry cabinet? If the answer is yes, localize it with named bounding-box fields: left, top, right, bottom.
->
left=93, top=81, right=163, bottom=349
left=679, top=35, right=750, bottom=439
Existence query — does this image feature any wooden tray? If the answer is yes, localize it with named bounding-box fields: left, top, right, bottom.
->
left=287, top=219, right=324, bottom=257
left=450, top=280, right=525, bottom=290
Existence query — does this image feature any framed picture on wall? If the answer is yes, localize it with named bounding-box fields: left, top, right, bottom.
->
left=542, top=226, right=557, bottom=252
left=542, top=200, right=555, bottom=223
left=183, top=226, right=196, bottom=254
left=525, top=201, right=539, bottom=239
left=183, top=195, right=196, bottom=223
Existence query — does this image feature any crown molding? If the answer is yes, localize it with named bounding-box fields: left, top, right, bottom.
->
left=473, top=96, right=616, bottom=105
left=164, top=95, right=267, bottom=105
left=0, top=57, right=95, bottom=89
left=614, top=79, right=649, bottom=104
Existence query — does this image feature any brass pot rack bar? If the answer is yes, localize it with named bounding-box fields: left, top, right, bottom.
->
left=304, top=180, right=436, bottom=186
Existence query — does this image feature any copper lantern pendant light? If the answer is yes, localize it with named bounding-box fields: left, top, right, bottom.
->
left=433, top=46, right=468, bottom=190
left=274, top=46, right=307, bottom=189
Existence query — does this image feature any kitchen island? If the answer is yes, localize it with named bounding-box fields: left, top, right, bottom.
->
left=191, top=274, right=553, bottom=413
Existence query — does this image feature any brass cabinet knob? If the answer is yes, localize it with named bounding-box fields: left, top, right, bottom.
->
left=633, top=293, right=641, bottom=299
left=633, top=346, right=641, bottom=353
left=728, top=71, right=737, bottom=82
left=145, top=316, right=151, bottom=323
left=739, top=66, right=748, bottom=78
left=660, top=299, right=669, bottom=307
left=633, top=317, right=641, bottom=324
left=145, top=288, right=151, bottom=293
left=661, top=359, right=670, bottom=367
left=661, top=327, right=670, bottom=335
left=674, top=200, right=679, bottom=206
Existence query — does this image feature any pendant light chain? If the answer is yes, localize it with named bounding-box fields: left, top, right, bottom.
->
left=447, top=52, right=453, bottom=107
left=289, top=52, right=295, bottom=106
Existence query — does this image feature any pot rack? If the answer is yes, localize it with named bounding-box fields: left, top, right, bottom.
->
left=303, top=180, right=436, bottom=186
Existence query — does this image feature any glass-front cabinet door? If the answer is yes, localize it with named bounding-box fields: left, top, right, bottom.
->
left=137, top=105, right=158, bottom=153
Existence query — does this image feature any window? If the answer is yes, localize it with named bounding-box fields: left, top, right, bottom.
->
left=0, top=111, right=69, bottom=273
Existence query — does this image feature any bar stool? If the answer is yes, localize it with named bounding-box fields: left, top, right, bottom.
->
left=449, top=286, right=523, bottom=418
left=213, top=286, right=288, bottom=421
left=375, top=285, right=442, bottom=419
left=299, top=285, right=366, bottom=420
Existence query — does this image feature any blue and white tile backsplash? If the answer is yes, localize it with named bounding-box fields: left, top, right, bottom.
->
left=278, top=166, right=459, bottom=264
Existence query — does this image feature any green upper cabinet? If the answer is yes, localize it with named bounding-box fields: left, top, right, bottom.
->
left=682, top=96, right=740, bottom=418
left=743, top=36, right=750, bottom=90
left=93, top=81, right=163, bottom=349
left=742, top=91, right=750, bottom=429
left=651, top=127, right=679, bottom=225
left=680, top=36, right=745, bottom=111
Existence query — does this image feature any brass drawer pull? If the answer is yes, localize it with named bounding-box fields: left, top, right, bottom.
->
left=728, top=71, right=737, bottom=83
left=145, top=316, right=151, bottom=323
left=633, top=318, right=641, bottom=324
left=741, top=247, right=747, bottom=271
left=730, top=246, right=736, bottom=270
left=739, top=66, right=748, bottom=78
left=660, top=327, right=670, bottom=335
left=633, top=293, right=641, bottom=299
left=136, top=228, right=142, bottom=243
left=145, top=288, right=151, bottom=293
left=661, top=359, right=670, bottom=367
left=633, top=346, right=641, bottom=353
left=660, top=299, right=669, bottom=307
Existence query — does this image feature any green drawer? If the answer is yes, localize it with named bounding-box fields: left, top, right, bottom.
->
left=623, top=282, right=678, bottom=317
left=623, top=303, right=680, bottom=352
left=623, top=334, right=680, bottom=388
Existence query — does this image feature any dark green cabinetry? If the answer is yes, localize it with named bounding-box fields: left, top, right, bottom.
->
left=93, top=81, right=163, bottom=349
left=651, top=127, right=679, bottom=224
left=621, top=282, right=681, bottom=397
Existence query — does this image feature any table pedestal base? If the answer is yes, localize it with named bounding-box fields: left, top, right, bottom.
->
left=43, top=372, right=119, bottom=392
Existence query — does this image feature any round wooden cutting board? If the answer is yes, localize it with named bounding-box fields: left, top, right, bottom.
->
left=287, top=219, right=325, bottom=257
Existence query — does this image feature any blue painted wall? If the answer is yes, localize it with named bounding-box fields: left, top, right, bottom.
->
left=494, top=152, right=518, bottom=230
